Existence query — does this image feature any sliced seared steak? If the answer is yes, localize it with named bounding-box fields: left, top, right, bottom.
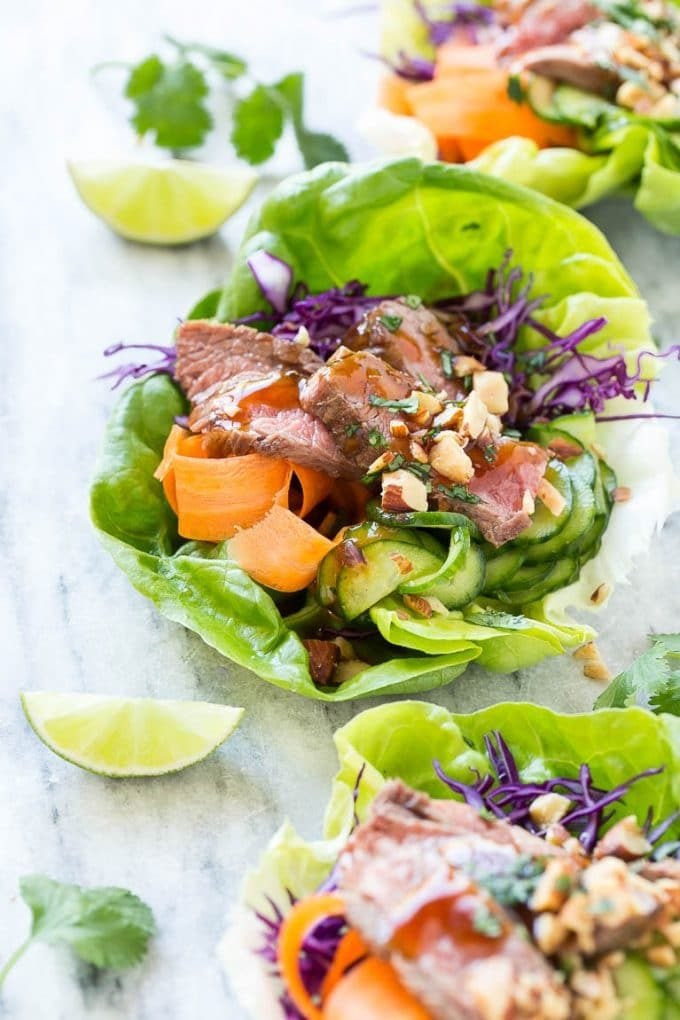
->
left=499, top=0, right=599, bottom=56
left=338, top=781, right=571, bottom=1020
left=175, top=320, right=322, bottom=401
left=344, top=298, right=466, bottom=398
left=176, top=319, right=356, bottom=476
left=434, top=440, right=549, bottom=546
left=300, top=348, right=415, bottom=475
left=302, top=639, right=340, bottom=686
left=514, top=43, right=620, bottom=94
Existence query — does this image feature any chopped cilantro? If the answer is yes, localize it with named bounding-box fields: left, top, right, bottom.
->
left=595, top=632, right=680, bottom=715
left=483, top=444, right=497, bottom=463
left=379, top=314, right=403, bottom=333
left=405, top=461, right=431, bottom=481
left=440, top=349, right=454, bottom=379
left=367, top=429, right=387, bottom=448
left=437, top=484, right=482, bottom=505
left=507, top=73, right=526, bottom=104
left=345, top=422, right=360, bottom=437
left=404, top=294, right=422, bottom=309
left=472, top=905, right=503, bottom=938
left=477, top=856, right=544, bottom=907
left=368, top=394, right=420, bottom=413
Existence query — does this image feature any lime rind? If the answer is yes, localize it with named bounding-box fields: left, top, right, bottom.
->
left=20, top=691, right=244, bottom=778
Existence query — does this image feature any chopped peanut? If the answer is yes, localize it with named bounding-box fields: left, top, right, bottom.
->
left=530, top=793, right=572, bottom=827
left=613, top=486, right=631, bottom=503
left=367, top=450, right=395, bottom=474
left=522, top=489, right=535, bottom=515
left=429, top=431, right=474, bottom=483
left=381, top=469, right=429, bottom=512
left=461, top=390, right=488, bottom=440
left=433, top=404, right=461, bottom=429
left=293, top=325, right=311, bottom=347
left=452, top=354, right=486, bottom=376
left=403, top=594, right=433, bottom=618
left=646, top=944, right=676, bottom=968
left=473, top=370, right=509, bottom=415
left=537, top=477, right=567, bottom=517
left=589, top=583, right=611, bottom=607
left=409, top=390, right=443, bottom=425
left=594, top=816, right=652, bottom=862
left=389, top=419, right=409, bottom=438
left=409, top=440, right=429, bottom=464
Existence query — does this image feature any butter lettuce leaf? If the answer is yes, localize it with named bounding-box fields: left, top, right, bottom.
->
left=222, top=701, right=680, bottom=1016
left=92, top=159, right=656, bottom=699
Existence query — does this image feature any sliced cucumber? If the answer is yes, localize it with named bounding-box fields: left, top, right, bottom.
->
left=367, top=502, right=480, bottom=537
left=526, top=75, right=563, bottom=123
left=528, top=423, right=585, bottom=454
left=424, top=542, right=486, bottom=609
left=399, top=528, right=468, bottom=596
left=483, top=548, right=525, bottom=592
left=340, top=520, right=433, bottom=550
left=614, top=956, right=664, bottom=1020
left=514, top=459, right=572, bottom=546
left=600, top=460, right=618, bottom=506
left=496, top=557, right=579, bottom=606
left=317, top=550, right=341, bottom=606
left=497, top=561, right=554, bottom=593
left=574, top=513, right=607, bottom=561
left=551, top=411, right=597, bottom=447
left=552, top=84, right=616, bottom=129
left=336, top=540, right=444, bottom=620
left=524, top=464, right=596, bottom=564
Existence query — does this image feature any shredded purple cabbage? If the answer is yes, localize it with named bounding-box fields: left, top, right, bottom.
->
left=385, top=51, right=436, bottom=81
left=254, top=892, right=346, bottom=1020
left=100, top=342, right=177, bottom=389
left=268, top=279, right=386, bottom=359
left=415, top=0, right=496, bottom=46
left=434, top=731, right=677, bottom=855
left=435, top=252, right=680, bottom=427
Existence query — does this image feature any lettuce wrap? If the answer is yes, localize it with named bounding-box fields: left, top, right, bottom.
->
left=220, top=700, right=680, bottom=1017
left=91, top=158, right=676, bottom=701
left=375, top=0, right=680, bottom=235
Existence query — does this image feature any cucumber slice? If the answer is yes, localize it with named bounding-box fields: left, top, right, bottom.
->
left=524, top=463, right=596, bottom=564
left=552, top=84, right=617, bottom=129
left=317, top=547, right=341, bottom=606
left=528, top=423, right=585, bottom=454
left=496, top=557, right=579, bottom=606
left=600, top=460, right=618, bottom=506
left=400, top=528, right=469, bottom=596
left=570, top=449, right=597, bottom=488
left=483, top=548, right=525, bottom=591
left=574, top=513, right=607, bottom=562
left=514, top=459, right=572, bottom=546
left=336, top=540, right=444, bottom=620
left=526, top=75, right=564, bottom=123
left=367, top=502, right=480, bottom=537
left=551, top=411, right=597, bottom=447
left=426, top=543, right=486, bottom=609
left=498, top=561, right=554, bottom=593
left=340, top=520, right=433, bottom=550
left=614, top=956, right=664, bottom=1020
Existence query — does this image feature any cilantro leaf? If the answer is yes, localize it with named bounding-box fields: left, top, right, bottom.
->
left=595, top=634, right=680, bottom=715
left=231, top=84, right=285, bottom=164
left=507, top=73, right=525, bottom=104
left=272, top=72, right=348, bottom=169
left=125, top=55, right=212, bottom=150
left=164, top=36, right=248, bottom=80
left=0, top=876, right=155, bottom=988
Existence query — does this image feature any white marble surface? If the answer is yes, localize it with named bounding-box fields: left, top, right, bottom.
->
left=1, top=1, right=679, bottom=1017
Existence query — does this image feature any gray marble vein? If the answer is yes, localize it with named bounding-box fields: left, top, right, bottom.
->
left=1, top=1, right=679, bottom=1017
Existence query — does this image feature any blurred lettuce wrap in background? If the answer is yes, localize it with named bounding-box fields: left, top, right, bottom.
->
left=220, top=700, right=680, bottom=1017
left=375, top=0, right=680, bottom=235
left=91, top=159, right=676, bottom=700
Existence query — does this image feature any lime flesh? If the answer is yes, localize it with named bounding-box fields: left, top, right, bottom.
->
left=21, top=691, right=244, bottom=777
left=67, top=158, right=257, bottom=245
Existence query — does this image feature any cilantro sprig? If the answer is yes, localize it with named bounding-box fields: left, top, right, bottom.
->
left=595, top=633, right=680, bottom=714
left=102, top=36, right=348, bottom=168
left=0, top=876, right=155, bottom=989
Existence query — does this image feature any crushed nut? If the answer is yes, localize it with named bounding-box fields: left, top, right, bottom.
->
left=548, top=436, right=583, bottom=460
left=522, top=489, right=536, bottom=515
left=381, top=469, right=429, bottom=512
left=534, top=912, right=568, bottom=955
left=612, top=486, right=631, bottom=503
left=409, top=440, right=429, bottom=464
left=537, top=477, right=567, bottom=517
left=530, top=859, right=579, bottom=913
left=473, top=370, right=510, bottom=415
left=530, top=793, right=572, bottom=827
left=461, top=390, right=488, bottom=440
left=453, top=354, right=486, bottom=376
left=389, top=419, right=410, bottom=438
left=662, top=921, right=680, bottom=948
left=574, top=641, right=611, bottom=682
left=293, top=325, right=311, bottom=347
left=409, top=390, right=443, bottom=425
left=594, top=816, right=653, bottom=862
left=433, top=404, right=461, bottom=430
left=429, top=431, right=474, bottom=483
left=390, top=552, right=414, bottom=575
left=367, top=450, right=396, bottom=474
left=589, top=583, right=611, bottom=607
left=645, top=944, right=676, bottom=968
left=403, top=594, right=433, bottom=618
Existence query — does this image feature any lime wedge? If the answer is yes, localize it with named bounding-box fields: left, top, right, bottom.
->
left=21, top=691, right=244, bottom=777
left=67, top=158, right=257, bottom=245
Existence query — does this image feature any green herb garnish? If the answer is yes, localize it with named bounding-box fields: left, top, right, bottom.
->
left=440, top=349, right=454, bottom=379
left=404, top=294, right=422, bottom=309
left=477, top=856, right=544, bottom=907
left=507, top=73, right=526, bottom=104
left=437, top=484, right=482, bottom=505
left=0, top=876, right=155, bottom=989
left=595, top=632, right=680, bottom=715
left=367, top=429, right=387, bottom=448
left=379, top=314, right=403, bottom=333
left=345, top=422, right=360, bottom=437
left=472, top=905, right=504, bottom=938
left=483, top=444, right=497, bottom=463
left=368, top=394, right=420, bottom=413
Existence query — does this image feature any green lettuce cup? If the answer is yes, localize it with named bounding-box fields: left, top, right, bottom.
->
left=220, top=700, right=680, bottom=1017
left=91, top=159, right=676, bottom=701
left=375, top=0, right=680, bottom=235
